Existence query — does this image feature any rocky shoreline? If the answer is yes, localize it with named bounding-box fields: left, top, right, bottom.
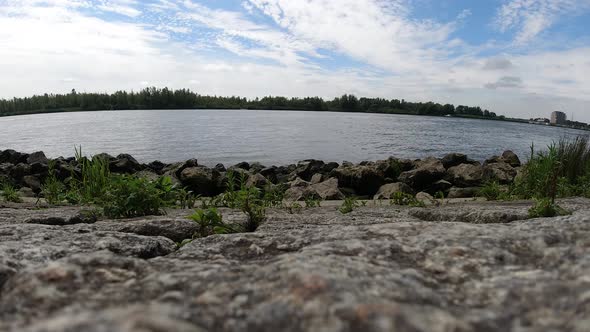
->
left=0, top=149, right=522, bottom=200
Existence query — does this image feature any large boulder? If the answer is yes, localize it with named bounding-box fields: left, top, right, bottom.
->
left=446, top=164, right=484, bottom=187
left=293, top=160, right=325, bottom=181
left=0, top=149, right=27, bottom=164
left=146, top=160, right=167, bottom=174
left=245, top=173, right=270, bottom=190
left=283, top=186, right=319, bottom=201
left=373, top=182, right=414, bottom=200
left=26, top=151, right=48, bottom=165
left=441, top=153, right=468, bottom=169
left=110, top=154, right=142, bottom=174
left=374, top=158, right=411, bottom=180
left=398, top=157, right=445, bottom=191
left=22, top=175, right=41, bottom=193
left=483, top=162, right=517, bottom=184
left=259, top=166, right=278, bottom=184
left=330, top=165, right=386, bottom=196
left=310, top=178, right=345, bottom=200
left=179, top=167, right=222, bottom=196
left=501, top=150, right=521, bottom=167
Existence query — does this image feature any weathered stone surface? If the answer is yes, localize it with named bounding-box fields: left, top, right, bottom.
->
left=246, top=173, right=270, bottom=189
left=398, top=157, right=446, bottom=191
left=483, top=162, right=517, bottom=184
left=373, top=182, right=414, bottom=200
left=309, top=178, right=344, bottom=200
left=283, top=186, right=318, bottom=201
left=26, top=151, right=48, bottom=165
left=330, top=165, right=386, bottom=196
left=441, top=153, right=469, bottom=169
left=1, top=197, right=590, bottom=332
left=179, top=167, right=222, bottom=196
left=111, top=154, right=143, bottom=174
left=501, top=150, right=521, bottom=167
left=447, top=163, right=484, bottom=187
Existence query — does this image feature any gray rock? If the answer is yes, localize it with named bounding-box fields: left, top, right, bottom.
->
left=447, top=163, right=484, bottom=187
left=179, top=167, right=222, bottom=196
left=310, top=173, right=324, bottom=185
left=246, top=173, right=270, bottom=190
left=483, top=162, right=517, bottom=184
left=501, top=150, right=521, bottom=167
left=1, top=199, right=590, bottom=331
left=373, top=182, right=414, bottom=200
left=26, top=151, right=48, bottom=165
left=330, top=165, right=386, bottom=196
left=398, top=157, right=446, bottom=191
left=22, top=175, right=41, bottom=192
left=309, top=178, right=344, bottom=200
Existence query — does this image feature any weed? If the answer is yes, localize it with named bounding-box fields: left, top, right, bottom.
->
left=101, top=175, right=170, bottom=218
left=69, top=146, right=111, bottom=204
left=42, top=160, right=66, bottom=205
left=177, top=188, right=197, bottom=209
left=286, top=202, right=303, bottom=214
left=1, top=183, right=22, bottom=203
left=305, top=196, right=322, bottom=208
left=263, top=183, right=287, bottom=208
left=478, top=181, right=503, bottom=201
left=528, top=198, right=569, bottom=218
left=187, top=207, right=235, bottom=237
left=389, top=192, right=424, bottom=207
left=339, top=196, right=360, bottom=214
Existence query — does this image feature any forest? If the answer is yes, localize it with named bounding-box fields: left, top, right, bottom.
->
left=0, top=87, right=501, bottom=119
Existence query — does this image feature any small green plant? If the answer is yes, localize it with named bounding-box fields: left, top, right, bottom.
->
left=262, top=183, right=287, bottom=208
left=42, top=160, right=66, bottom=205
left=101, top=175, right=170, bottom=218
left=305, top=196, right=322, bottom=208
left=528, top=198, right=569, bottom=218
left=177, top=188, right=197, bottom=209
left=188, top=207, right=235, bottom=237
left=478, top=181, right=503, bottom=201
left=389, top=192, right=425, bottom=207
left=286, top=202, right=303, bottom=214
left=339, top=196, right=360, bottom=214
left=69, top=146, right=111, bottom=204
left=1, top=183, right=22, bottom=203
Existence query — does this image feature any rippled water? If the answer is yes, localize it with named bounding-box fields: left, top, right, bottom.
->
left=0, top=109, right=584, bottom=166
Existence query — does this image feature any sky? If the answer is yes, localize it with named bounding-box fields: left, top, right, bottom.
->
left=0, top=0, right=589, bottom=121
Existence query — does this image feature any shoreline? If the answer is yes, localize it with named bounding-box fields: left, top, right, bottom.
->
left=0, top=148, right=523, bottom=201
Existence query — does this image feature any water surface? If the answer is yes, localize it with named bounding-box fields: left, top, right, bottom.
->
left=0, top=109, right=583, bottom=166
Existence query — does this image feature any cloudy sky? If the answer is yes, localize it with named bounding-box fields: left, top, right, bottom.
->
left=1, top=0, right=589, bottom=120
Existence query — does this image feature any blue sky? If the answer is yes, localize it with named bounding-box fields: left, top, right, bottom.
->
left=0, top=0, right=589, bottom=121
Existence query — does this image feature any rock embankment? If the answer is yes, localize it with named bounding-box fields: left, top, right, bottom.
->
left=0, top=149, right=522, bottom=200
left=0, top=198, right=589, bottom=331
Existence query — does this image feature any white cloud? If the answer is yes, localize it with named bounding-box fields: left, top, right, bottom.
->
left=494, top=0, right=590, bottom=45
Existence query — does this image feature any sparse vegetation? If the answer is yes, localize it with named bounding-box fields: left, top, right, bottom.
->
left=305, top=197, right=322, bottom=208
left=188, top=207, right=235, bottom=238
left=41, top=160, right=66, bottom=205
left=528, top=198, right=569, bottom=218
left=339, top=196, right=360, bottom=214
left=286, top=202, right=303, bottom=214
left=1, top=183, right=22, bottom=203
left=101, top=175, right=173, bottom=218
left=389, top=192, right=425, bottom=207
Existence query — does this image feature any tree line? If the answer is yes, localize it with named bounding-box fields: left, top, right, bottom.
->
left=0, top=87, right=501, bottom=119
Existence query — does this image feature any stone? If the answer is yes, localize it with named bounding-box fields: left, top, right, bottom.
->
left=22, top=175, right=41, bottom=192
left=179, top=167, right=222, bottom=196
left=213, top=163, right=227, bottom=173
left=283, top=186, right=319, bottom=201
left=330, top=165, right=386, bottom=196
left=260, top=166, right=278, bottom=183
left=427, top=179, right=453, bottom=195
left=289, top=177, right=311, bottom=188
left=232, top=161, right=250, bottom=171
left=310, top=173, right=324, bottom=184
left=246, top=173, right=270, bottom=189
left=441, top=153, right=468, bottom=169
left=373, top=182, right=415, bottom=200
left=398, top=157, right=446, bottom=191
left=309, top=178, right=344, bottom=200
left=294, top=160, right=325, bottom=181
left=26, top=151, right=48, bottom=165
left=483, top=162, right=517, bottom=184
left=0, top=198, right=590, bottom=331
left=446, top=163, right=485, bottom=187
left=146, top=160, right=167, bottom=174
left=0, top=149, right=27, bottom=164
left=110, top=154, right=142, bottom=174
left=501, top=150, right=521, bottom=167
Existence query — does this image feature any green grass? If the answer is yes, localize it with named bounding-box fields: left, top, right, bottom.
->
left=41, top=160, right=66, bottom=205
left=389, top=192, right=425, bottom=207
left=339, top=196, right=360, bottom=214
left=528, top=198, right=569, bottom=218
left=1, top=183, right=22, bottom=203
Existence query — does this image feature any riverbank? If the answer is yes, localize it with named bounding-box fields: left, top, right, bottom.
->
left=0, top=148, right=523, bottom=201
